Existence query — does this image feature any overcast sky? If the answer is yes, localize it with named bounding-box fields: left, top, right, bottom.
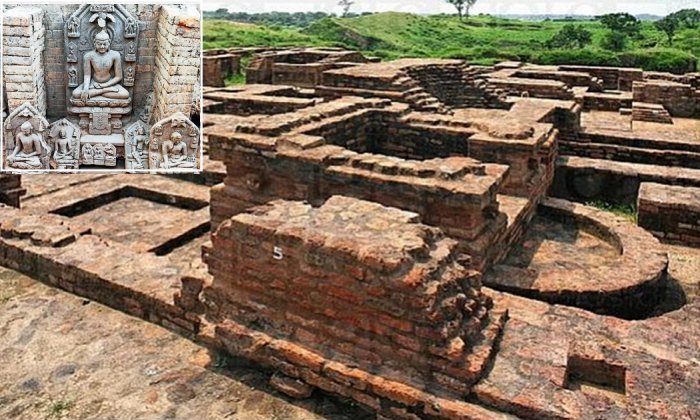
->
left=203, top=0, right=697, bottom=16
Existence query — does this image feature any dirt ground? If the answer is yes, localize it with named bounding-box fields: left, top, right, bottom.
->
left=0, top=267, right=370, bottom=420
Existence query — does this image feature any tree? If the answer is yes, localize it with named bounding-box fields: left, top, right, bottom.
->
left=656, top=16, right=679, bottom=45
left=446, top=0, right=478, bottom=20
left=546, top=24, right=593, bottom=49
left=669, top=8, right=700, bottom=28
left=601, top=31, right=627, bottom=51
left=597, top=13, right=641, bottom=37
left=464, top=0, right=478, bottom=18
left=338, top=0, right=354, bottom=18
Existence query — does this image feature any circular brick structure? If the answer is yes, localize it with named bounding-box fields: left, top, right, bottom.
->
left=484, top=197, right=669, bottom=318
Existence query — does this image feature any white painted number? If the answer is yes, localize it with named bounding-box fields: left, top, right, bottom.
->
left=273, top=246, right=284, bottom=260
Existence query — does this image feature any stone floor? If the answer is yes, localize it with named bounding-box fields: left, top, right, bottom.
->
left=0, top=266, right=370, bottom=420
left=503, top=214, right=618, bottom=275
left=662, top=242, right=700, bottom=301
left=582, top=111, right=700, bottom=144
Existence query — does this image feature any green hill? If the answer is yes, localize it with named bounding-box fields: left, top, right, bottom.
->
left=203, top=12, right=699, bottom=72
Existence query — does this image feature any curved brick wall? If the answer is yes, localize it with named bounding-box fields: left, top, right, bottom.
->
left=484, top=197, right=668, bottom=318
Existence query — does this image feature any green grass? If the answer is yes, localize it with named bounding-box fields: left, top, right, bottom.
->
left=225, top=56, right=250, bottom=85
left=47, top=400, right=74, bottom=419
left=203, top=20, right=327, bottom=50
left=203, top=12, right=699, bottom=72
left=586, top=200, right=638, bottom=223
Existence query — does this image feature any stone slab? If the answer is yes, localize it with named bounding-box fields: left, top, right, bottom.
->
left=80, top=134, right=126, bottom=146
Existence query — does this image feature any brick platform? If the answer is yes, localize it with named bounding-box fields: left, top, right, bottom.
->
left=203, top=196, right=508, bottom=416
left=0, top=175, right=26, bottom=207
left=638, top=182, right=700, bottom=246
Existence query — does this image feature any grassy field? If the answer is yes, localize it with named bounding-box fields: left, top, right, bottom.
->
left=203, top=12, right=699, bottom=72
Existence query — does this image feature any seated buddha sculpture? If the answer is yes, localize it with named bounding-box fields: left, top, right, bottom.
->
left=162, top=132, right=195, bottom=169
left=71, top=30, right=130, bottom=102
left=7, top=121, right=44, bottom=169
left=53, top=128, right=75, bottom=165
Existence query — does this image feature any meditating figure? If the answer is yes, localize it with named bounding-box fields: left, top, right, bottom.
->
left=71, top=30, right=129, bottom=101
left=53, top=128, right=74, bottom=164
left=7, top=122, right=44, bottom=169
left=161, top=132, right=194, bottom=169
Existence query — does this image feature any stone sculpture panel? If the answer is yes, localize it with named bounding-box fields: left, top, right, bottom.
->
left=48, top=119, right=81, bottom=170
left=65, top=4, right=139, bottom=136
left=124, top=120, right=151, bottom=170
left=149, top=112, right=200, bottom=171
left=3, top=102, right=50, bottom=171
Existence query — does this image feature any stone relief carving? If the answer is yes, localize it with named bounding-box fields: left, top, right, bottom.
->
left=139, top=92, right=155, bottom=124
left=93, top=143, right=105, bottom=165
left=71, top=31, right=130, bottom=103
left=82, top=143, right=94, bottom=164
left=65, top=4, right=139, bottom=136
left=67, top=16, right=80, bottom=37
left=67, top=42, right=78, bottom=62
left=2, top=4, right=202, bottom=172
left=68, top=66, right=79, bottom=87
left=125, top=120, right=150, bottom=170
left=149, top=112, right=200, bottom=171
left=125, top=17, right=137, bottom=37
left=124, top=66, right=135, bottom=86
left=48, top=119, right=81, bottom=169
left=125, top=41, right=136, bottom=61
left=3, top=102, right=50, bottom=170
left=104, top=143, right=117, bottom=166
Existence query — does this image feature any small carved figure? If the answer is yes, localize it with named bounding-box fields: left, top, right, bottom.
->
left=162, top=132, right=194, bottom=169
left=71, top=30, right=129, bottom=101
left=153, top=125, right=163, bottom=136
left=67, top=17, right=80, bottom=36
left=67, top=43, right=78, bottom=62
left=129, top=126, right=149, bottom=169
left=7, top=122, right=44, bottom=169
left=124, top=66, right=134, bottom=86
left=82, top=143, right=94, bottom=163
left=125, top=18, right=137, bottom=37
left=52, top=128, right=74, bottom=164
left=68, top=67, right=78, bottom=87
left=140, top=93, right=154, bottom=123
left=125, top=41, right=136, bottom=62
left=104, top=143, right=117, bottom=166
left=93, top=143, right=105, bottom=164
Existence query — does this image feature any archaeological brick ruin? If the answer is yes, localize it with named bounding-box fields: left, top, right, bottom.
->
left=1, top=4, right=202, bottom=171
left=1, top=44, right=699, bottom=419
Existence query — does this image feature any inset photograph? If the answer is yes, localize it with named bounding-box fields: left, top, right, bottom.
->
left=1, top=3, right=202, bottom=172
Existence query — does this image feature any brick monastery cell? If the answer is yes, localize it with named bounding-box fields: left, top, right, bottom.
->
left=1, top=45, right=699, bottom=419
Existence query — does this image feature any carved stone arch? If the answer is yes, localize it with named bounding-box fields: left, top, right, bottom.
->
left=48, top=118, right=81, bottom=169
left=149, top=112, right=201, bottom=171
left=3, top=102, right=51, bottom=170
left=65, top=4, right=139, bottom=135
